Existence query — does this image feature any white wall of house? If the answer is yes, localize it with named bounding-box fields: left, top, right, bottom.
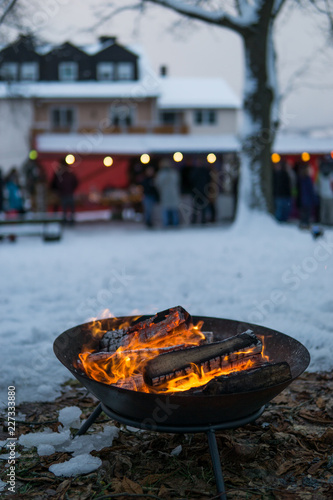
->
left=184, top=108, right=239, bottom=135
left=0, top=99, right=34, bottom=173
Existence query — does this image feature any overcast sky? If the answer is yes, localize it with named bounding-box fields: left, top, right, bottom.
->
left=17, top=0, right=333, bottom=132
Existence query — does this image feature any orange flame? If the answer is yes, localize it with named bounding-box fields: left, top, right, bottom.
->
left=78, top=317, right=270, bottom=394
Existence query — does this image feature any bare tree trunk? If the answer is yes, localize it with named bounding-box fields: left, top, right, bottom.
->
left=239, top=10, right=279, bottom=213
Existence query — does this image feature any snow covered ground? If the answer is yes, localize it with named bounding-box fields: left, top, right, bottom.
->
left=1, top=217, right=332, bottom=408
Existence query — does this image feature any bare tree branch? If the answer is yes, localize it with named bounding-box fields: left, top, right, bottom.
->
left=143, top=0, right=253, bottom=35
left=280, top=41, right=329, bottom=99
left=92, top=1, right=145, bottom=32
left=0, top=0, right=18, bottom=25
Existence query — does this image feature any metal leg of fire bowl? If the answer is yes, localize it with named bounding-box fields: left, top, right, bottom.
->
left=74, top=403, right=103, bottom=437
left=207, top=428, right=227, bottom=500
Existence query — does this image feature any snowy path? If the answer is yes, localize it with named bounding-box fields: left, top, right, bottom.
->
left=1, top=220, right=332, bottom=407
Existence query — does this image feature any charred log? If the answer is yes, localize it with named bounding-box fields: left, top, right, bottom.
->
left=143, top=330, right=262, bottom=388
left=201, top=362, right=292, bottom=395
left=100, top=328, right=128, bottom=352
left=100, top=306, right=193, bottom=352
left=112, top=374, right=145, bottom=392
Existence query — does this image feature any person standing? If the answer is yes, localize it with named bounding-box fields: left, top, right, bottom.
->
left=51, top=158, right=79, bottom=224
left=273, top=161, right=292, bottom=222
left=299, top=165, right=315, bottom=228
left=155, top=158, right=181, bottom=227
left=0, top=167, right=4, bottom=214
left=190, top=161, right=212, bottom=224
left=318, top=162, right=333, bottom=226
left=4, top=168, right=25, bottom=214
left=141, top=166, right=159, bottom=228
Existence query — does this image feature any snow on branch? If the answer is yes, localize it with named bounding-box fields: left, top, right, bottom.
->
left=144, top=0, right=255, bottom=34
left=0, top=0, right=18, bottom=25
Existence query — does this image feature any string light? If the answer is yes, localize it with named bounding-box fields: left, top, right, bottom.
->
left=65, top=154, right=75, bottom=165
left=271, top=153, right=281, bottom=163
left=29, top=150, right=38, bottom=160
left=140, top=154, right=150, bottom=164
left=301, top=152, right=310, bottom=162
left=103, top=156, right=113, bottom=167
left=207, top=153, right=217, bottom=164
left=173, top=152, right=183, bottom=162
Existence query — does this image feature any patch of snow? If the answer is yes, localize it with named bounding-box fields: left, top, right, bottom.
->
left=170, top=445, right=182, bottom=456
left=0, top=480, right=7, bottom=491
left=126, top=426, right=144, bottom=433
left=18, top=405, right=119, bottom=458
left=0, top=453, right=20, bottom=460
left=58, top=406, right=82, bottom=429
left=19, top=429, right=71, bottom=448
left=37, top=444, right=56, bottom=456
left=49, top=453, right=102, bottom=477
left=64, top=425, right=119, bottom=456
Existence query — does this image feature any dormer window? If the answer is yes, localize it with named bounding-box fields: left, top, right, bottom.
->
left=117, top=62, right=134, bottom=81
left=0, top=62, right=18, bottom=81
left=58, top=62, right=78, bottom=81
left=97, top=62, right=114, bottom=81
left=21, top=62, right=39, bottom=81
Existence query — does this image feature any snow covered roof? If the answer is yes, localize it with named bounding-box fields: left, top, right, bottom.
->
left=158, top=77, right=241, bottom=110
left=275, top=133, right=333, bottom=154
left=36, top=133, right=240, bottom=155
left=0, top=80, right=160, bottom=99
left=35, top=132, right=333, bottom=156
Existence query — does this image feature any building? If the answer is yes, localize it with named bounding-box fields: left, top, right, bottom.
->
left=0, top=35, right=241, bottom=218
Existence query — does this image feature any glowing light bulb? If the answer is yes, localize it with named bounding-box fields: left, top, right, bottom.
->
left=103, top=156, right=113, bottom=167
left=173, top=152, right=183, bottom=162
left=271, top=153, right=281, bottom=164
left=140, top=154, right=150, bottom=164
left=301, top=152, right=310, bottom=162
left=29, top=149, right=38, bottom=160
left=65, top=154, right=75, bottom=165
left=207, top=153, right=217, bottom=164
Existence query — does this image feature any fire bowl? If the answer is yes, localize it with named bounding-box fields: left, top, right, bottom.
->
left=53, top=316, right=310, bottom=426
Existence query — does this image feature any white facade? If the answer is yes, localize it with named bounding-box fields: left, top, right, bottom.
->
left=184, top=108, right=239, bottom=135
left=0, top=99, right=34, bottom=172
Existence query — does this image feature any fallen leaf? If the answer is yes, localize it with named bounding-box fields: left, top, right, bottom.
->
left=158, top=484, right=171, bottom=498
left=141, top=473, right=172, bottom=485
left=319, top=428, right=333, bottom=444
left=121, top=477, right=144, bottom=494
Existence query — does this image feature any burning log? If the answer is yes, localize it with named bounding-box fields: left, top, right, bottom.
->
left=143, top=330, right=262, bottom=388
left=201, top=362, right=292, bottom=395
left=100, top=328, right=128, bottom=352
left=100, top=306, right=193, bottom=352
left=87, top=344, right=191, bottom=364
left=113, top=374, right=145, bottom=391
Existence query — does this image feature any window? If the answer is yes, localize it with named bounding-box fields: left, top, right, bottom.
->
left=160, top=111, right=179, bottom=125
left=51, top=107, right=75, bottom=129
left=0, top=62, right=18, bottom=81
left=58, top=62, right=78, bottom=81
left=110, top=104, right=134, bottom=127
left=21, top=62, right=39, bottom=81
left=97, top=62, right=115, bottom=81
left=117, top=62, right=134, bottom=81
left=194, top=109, right=217, bottom=125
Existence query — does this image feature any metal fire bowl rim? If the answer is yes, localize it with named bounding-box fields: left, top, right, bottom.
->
left=53, top=314, right=311, bottom=399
